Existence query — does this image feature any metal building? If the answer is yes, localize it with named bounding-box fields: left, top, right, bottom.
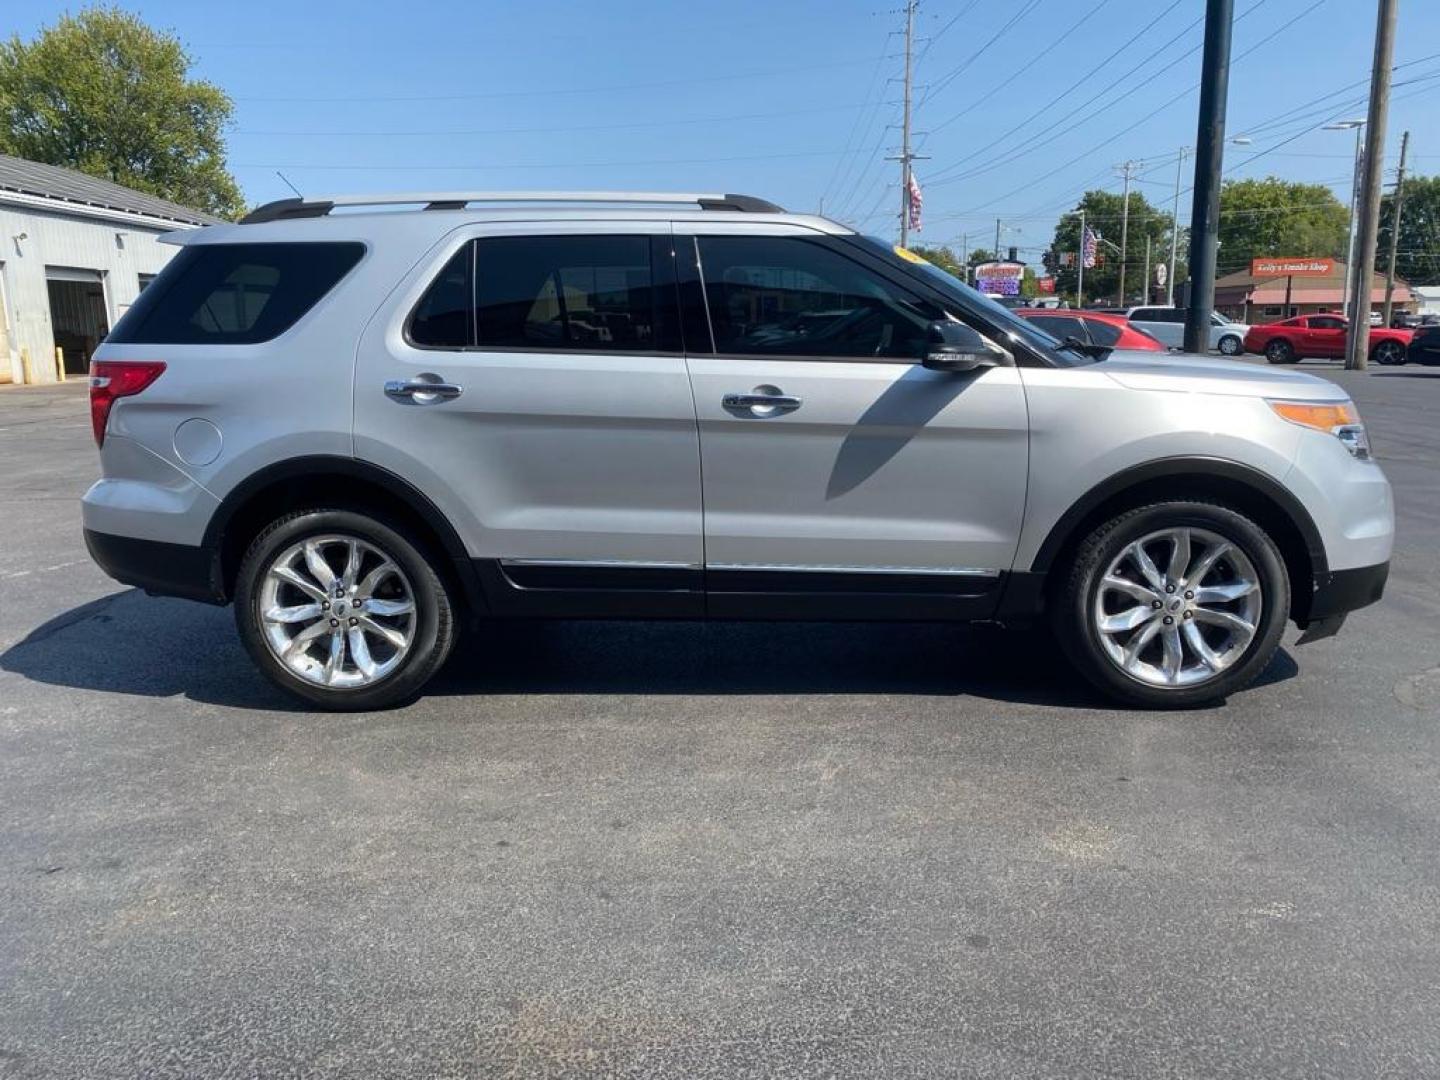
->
left=0, top=154, right=220, bottom=385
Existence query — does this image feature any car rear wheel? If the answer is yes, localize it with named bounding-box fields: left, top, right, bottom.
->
left=1370, top=339, right=1407, bottom=365
left=1218, top=334, right=1243, bottom=356
left=235, top=509, right=455, bottom=710
left=1264, top=339, right=1297, bottom=364
left=1053, top=500, right=1289, bottom=708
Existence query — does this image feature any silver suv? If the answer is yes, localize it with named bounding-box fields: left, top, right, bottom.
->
left=1123, top=306, right=1250, bottom=355
left=82, top=191, right=1392, bottom=710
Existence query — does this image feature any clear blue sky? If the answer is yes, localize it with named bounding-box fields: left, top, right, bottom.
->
left=11, top=0, right=1440, bottom=269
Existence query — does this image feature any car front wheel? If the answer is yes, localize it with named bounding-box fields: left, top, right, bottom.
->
left=235, top=509, right=455, bottom=710
left=1054, top=500, right=1290, bottom=708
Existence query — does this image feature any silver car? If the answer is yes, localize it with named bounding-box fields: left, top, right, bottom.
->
left=83, top=191, right=1392, bottom=710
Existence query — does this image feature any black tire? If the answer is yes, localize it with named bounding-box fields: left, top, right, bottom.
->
left=1218, top=334, right=1243, bottom=356
left=1264, top=338, right=1298, bottom=364
left=234, top=509, right=455, bottom=711
left=1370, top=339, right=1407, bottom=366
left=1052, top=500, right=1290, bottom=708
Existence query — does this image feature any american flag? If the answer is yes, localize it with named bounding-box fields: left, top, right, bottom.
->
left=1082, top=225, right=1098, bottom=269
left=906, top=172, right=923, bottom=232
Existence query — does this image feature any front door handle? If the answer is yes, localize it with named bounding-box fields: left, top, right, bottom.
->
left=723, top=389, right=802, bottom=416
left=384, top=378, right=463, bottom=403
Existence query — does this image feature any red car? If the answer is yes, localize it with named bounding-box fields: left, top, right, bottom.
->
left=1014, top=309, right=1166, bottom=352
left=1242, top=313, right=1412, bottom=365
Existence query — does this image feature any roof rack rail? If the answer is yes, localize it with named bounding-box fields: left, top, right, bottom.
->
left=240, top=191, right=785, bottom=224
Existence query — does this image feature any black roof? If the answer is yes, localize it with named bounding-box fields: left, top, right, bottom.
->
left=0, top=153, right=223, bottom=226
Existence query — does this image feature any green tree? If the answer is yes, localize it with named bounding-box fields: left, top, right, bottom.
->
left=909, top=244, right=965, bottom=278
left=1216, top=177, right=1348, bottom=276
left=965, top=247, right=998, bottom=269
left=0, top=7, right=243, bottom=218
left=1048, top=190, right=1176, bottom=306
left=1378, top=174, right=1440, bottom=286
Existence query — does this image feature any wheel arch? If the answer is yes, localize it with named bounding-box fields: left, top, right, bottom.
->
left=1027, top=457, right=1327, bottom=623
left=204, top=456, right=486, bottom=615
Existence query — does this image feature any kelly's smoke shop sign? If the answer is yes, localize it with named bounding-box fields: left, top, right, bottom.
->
left=1250, top=257, right=1335, bottom=277
left=974, top=261, right=1025, bottom=296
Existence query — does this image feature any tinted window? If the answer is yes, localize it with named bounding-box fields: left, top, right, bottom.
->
left=409, top=245, right=473, bottom=347
left=109, top=243, right=363, bottom=345
left=1131, top=308, right=1163, bottom=321
left=1309, top=316, right=1346, bottom=330
left=697, top=236, right=942, bottom=358
left=1083, top=318, right=1123, bottom=346
left=474, top=235, right=660, bottom=351
left=1028, top=314, right=1087, bottom=342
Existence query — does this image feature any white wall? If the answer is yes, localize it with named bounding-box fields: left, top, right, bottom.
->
left=0, top=201, right=200, bottom=384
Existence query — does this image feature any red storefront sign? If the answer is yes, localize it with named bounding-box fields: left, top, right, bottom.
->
left=1250, top=257, right=1335, bottom=278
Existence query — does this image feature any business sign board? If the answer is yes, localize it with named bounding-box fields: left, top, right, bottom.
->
left=1250, top=257, right=1335, bottom=278
left=1037, top=276, right=1056, bottom=294
left=975, top=261, right=1025, bottom=296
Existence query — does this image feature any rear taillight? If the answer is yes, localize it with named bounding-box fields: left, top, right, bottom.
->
left=89, top=361, right=166, bottom=447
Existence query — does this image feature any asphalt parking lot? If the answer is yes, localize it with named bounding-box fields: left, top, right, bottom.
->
left=2, top=362, right=1438, bottom=1079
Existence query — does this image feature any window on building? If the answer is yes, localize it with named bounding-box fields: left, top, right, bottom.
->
left=108, top=242, right=364, bottom=345
left=696, top=235, right=942, bottom=358
left=137, top=273, right=157, bottom=293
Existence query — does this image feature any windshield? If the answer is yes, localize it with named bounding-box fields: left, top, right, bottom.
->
left=851, top=236, right=1097, bottom=366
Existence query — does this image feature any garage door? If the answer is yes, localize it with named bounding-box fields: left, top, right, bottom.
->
left=46, top=266, right=110, bottom=375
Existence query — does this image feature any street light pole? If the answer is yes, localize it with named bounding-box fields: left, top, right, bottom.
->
left=1166, top=147, right=1187, bottom=307
left=1346, top=0, right=1398, bottom=370
left=1382, top=130, right=1410, bottom=326
left=1117, top=161, right=1135, bottom=304
left=1326, top=120, right=1367, bottom=315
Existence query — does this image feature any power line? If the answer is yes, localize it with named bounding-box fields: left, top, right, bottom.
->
left=924, top=0, right=1118, bottom=138
left=919, top=0, right=1187, bottom=182
left=233, top=56, right=880, bottom=103
left=235, top=102, right=874, bottom=139
left=917, top=0, right=1045, bottom=105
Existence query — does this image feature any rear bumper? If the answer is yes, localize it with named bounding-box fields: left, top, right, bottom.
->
left=83, top=528, right=224, bottom=604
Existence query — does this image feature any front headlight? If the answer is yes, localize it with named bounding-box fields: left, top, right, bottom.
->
left=1267, top=399, right=1371, bottom=460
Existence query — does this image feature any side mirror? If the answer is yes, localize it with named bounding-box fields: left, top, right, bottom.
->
left=922, top=321, right=1007, bottom=373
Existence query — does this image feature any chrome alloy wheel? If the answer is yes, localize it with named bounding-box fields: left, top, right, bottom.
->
left=1093, top=527, right=1262, bottom=688
left=1373, top=339, right=1406, bottom=365
left=258, top=534, right=417, bottom=689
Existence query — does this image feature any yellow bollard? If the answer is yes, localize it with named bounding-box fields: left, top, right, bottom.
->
left=19, top=346, right=33, bottom=385
left=54, top=346, right=66, bottom=383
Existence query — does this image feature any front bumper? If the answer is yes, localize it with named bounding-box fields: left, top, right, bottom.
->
left=1294, top=560, right=1389, bottom=643
left=84, top=528, right=224, bottom=604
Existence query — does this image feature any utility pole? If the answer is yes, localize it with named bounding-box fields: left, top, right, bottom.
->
left=1143, top=235, right=1152, bottom=304
left=1346, top=0, right=1398, bottom=370
left=994, top=218, right=1002, bottom=260
left=959, top=232, right=969, bottom=282
left=1076, top=209, right=1086, bottom=309
left=1117, top=161, right=1135, bottom=305
left=1382, top=129, right=1410, bottom=326
left=896, top=0, right=918, bottom=247
left=1183, top=0, right=1235, bottom=355
left=1166, top=147, right=1188, bottom=306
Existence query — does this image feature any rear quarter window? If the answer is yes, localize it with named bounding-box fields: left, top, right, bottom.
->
left=108, top=242, right=364, bottom=345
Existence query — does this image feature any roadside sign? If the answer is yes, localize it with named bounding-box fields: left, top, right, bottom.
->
left=974, top=261, right=1024, bottom=296
left=1155, top=263, right=1167, bottom=286
left=1250, top=257, right=1335, bottom=278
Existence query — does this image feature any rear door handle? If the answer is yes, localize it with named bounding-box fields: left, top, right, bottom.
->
left=723, top=391, right=802, bottom=416
left=384, top=378, right=463, bottom=403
